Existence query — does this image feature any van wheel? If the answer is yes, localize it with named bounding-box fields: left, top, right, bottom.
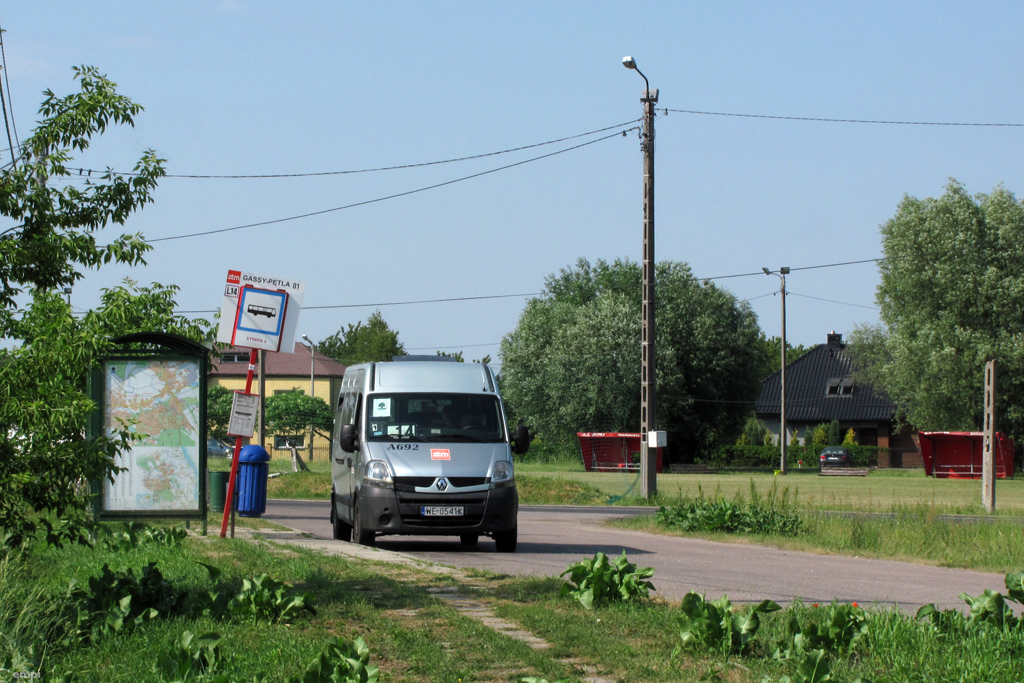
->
left=331, top=493, right=351, bottom=542
left=493, top=526, right=517, bottom=553
left=459, top=534, right=479, bottom=547
left=353, top=501, right=375, bottom=547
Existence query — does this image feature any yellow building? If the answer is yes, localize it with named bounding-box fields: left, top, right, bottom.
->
left=209, top=343, right=346, bottom=462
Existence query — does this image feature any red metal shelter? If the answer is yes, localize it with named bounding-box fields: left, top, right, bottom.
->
left=918, top=431, right=1015, bottom=479
left=576, top=432, right=664, bottom=473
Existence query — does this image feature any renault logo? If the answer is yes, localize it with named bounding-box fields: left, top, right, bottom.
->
left=436, top=478, right=448, bottom=491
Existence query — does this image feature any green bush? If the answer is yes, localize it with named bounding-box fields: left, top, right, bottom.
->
left=699, top=445, right=779, bottom=469
left=700, top=444, right=883, bottom=469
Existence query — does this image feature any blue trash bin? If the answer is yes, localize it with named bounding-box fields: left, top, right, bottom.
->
left=236, top=445, right=270, bottom=517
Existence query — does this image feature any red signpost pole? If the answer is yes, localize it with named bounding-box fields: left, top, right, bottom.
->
left=220, top=348, right=259, bottom=538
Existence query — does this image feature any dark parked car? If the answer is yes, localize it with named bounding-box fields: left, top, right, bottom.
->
left=207, top=438, right=233, bottom=458
left=819, top=446, right=853, bottom=467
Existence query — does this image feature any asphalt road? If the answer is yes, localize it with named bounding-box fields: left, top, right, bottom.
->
left=262, top=499, right=1011, bottom=611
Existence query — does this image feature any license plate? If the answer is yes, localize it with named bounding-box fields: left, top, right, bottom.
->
left=420, top=506, right=464, bottom=516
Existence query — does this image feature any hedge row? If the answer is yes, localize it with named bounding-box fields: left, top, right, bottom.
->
left=698, top=444, right=882, bottom=469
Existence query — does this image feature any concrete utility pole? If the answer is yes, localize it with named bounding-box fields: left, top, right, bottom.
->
left=763, top=267, right=790, bottom=474
left=983, top=359, right=997, bottom=513
left=623, top=56, right=659, bottom=498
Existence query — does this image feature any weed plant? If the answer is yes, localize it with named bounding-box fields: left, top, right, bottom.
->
left=656, top=480, right=803, bottom=536
left=560, top=550, right=655, bottom=608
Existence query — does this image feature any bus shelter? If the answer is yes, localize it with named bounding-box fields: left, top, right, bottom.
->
left=919, top=431, right=1015, bottom=479
left=576, top=432, right=664, bottom=473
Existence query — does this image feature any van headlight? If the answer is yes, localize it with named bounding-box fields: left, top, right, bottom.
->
left=363, top=460, right=393, bottom=488
left=491, top=460, right=514, bottom=488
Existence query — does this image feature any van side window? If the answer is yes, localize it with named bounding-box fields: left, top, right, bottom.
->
left=352, top=394, right=363, bottom=437
left=337, top=393, right=356, bottom=438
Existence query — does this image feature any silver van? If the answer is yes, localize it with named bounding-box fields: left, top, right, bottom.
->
left=330, top=357, right=529, bottom=552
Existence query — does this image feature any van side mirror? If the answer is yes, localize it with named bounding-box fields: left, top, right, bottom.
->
left=512, top=425, right=530, bottom=455
left=339, top=424, right=357, bottom=453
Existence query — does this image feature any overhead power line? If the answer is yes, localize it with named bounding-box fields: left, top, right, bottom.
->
left=172, top=257, right=882, bottom=317
left=146, top=129, right=634, bottom=242
left=407, top=342, right=500, bottom=351
left=65, top=120, right=640, bottom=179
left=664, top=109, right=1024, bottom=127
left=172, top=291, right=543, bottom=315
left=699, top=257, right=882, bottom=281
left=306, top=292, right=543, bottom=311
left=788, top=291, right=879, bottom=310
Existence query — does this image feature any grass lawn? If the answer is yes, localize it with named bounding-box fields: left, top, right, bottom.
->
left=518, top=466, right=1024, bottom=515
left=5, top=522, right=1023, bottom=682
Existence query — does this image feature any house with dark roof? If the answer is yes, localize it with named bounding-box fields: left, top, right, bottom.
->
left=209, top=344, right=346, bottom=461
left=755, top=332, right=921, bottom=467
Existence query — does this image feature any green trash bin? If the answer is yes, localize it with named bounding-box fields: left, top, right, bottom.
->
left=209, top=469, right=229, bottom=512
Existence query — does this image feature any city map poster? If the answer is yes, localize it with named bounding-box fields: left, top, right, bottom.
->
left=103, top=358, right=202, bottom=513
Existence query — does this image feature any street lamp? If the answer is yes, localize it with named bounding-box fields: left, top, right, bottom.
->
left=301, top=334, right=315, bottom=462
left=762, top=267, right=790, bottom=474
left=623, top=55, right=659, bottom=498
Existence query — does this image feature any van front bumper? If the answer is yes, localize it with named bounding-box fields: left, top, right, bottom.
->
left=357, top=484, right=518, bottom=536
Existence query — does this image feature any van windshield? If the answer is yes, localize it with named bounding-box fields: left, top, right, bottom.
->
left=365, top=393, right=505, bottom=443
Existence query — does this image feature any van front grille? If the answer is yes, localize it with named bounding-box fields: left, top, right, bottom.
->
left=393, top=476, right=490, bottom=492
left=393, top=476, right=435, bottom=490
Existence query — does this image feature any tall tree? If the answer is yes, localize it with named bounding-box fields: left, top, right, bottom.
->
left=207, top=385, right=234, bottom=441
left=264, top=391, right=334, bottom=439
left=317, top=311, right=406, bottom=365
left=756, top=334, right=809, bottom=380
left=848, top=180, right=1024, bottom=437
left=500, top=258, right=764, bottom=459
left=0, top=67, right=206, bottom=545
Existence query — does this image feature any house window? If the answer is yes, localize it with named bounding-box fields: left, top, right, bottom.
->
left=221, top=353, right=250, bottom=363
left=274, top=435, right=305, bottom=449
left=826, top=378, right=855, bottom=396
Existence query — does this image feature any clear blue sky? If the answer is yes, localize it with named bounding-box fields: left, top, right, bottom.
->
left=3, top=2, right=1022, bottom=364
